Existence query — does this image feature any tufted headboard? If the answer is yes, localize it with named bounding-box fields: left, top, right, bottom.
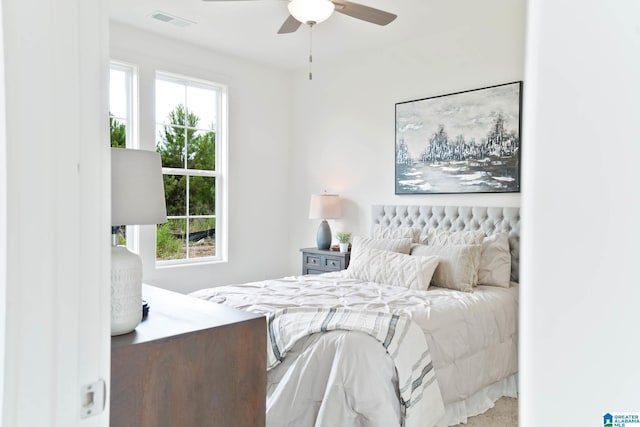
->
left=371, top=205, right=521, bottom=282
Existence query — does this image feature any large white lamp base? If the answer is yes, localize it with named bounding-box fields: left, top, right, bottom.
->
left=111, top=245, right=142, bottom=336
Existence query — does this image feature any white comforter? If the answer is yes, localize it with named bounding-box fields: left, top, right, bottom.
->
left=191, top=271, right=518, bottom=426
left=265, top=307, right=444, bottom=427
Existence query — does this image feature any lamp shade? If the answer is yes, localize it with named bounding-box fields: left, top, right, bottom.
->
left=309, top=193, right=341, bottom=220
left=111, top=148, right=167, bottom=226
left=288, top=0, right=335, bottom=24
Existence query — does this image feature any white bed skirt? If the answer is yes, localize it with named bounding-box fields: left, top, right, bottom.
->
left=438, top=374, right=518, bottom=426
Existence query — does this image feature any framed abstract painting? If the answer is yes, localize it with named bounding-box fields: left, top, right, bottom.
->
left=395, top=81, right=523, bottom=194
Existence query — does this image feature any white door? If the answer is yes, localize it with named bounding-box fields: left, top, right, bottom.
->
left=1, top=1, right=111, bottom=426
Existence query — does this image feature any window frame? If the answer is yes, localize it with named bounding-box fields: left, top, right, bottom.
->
left=154, top=71, right=228, bottom=267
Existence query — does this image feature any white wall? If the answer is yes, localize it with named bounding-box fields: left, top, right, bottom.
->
left=110, top=0, right=527, bottom=286
left=0, top=1, right=6, bottom=419
left=1, top=1, right=110, bottom=426
left=521, top=0, right=640, bottom=425
left=110, top=23, right=294, bottom=293
left=286, top=0, right=526, bottom=272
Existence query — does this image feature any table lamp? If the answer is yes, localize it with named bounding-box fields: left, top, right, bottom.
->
left=111, top=148, right=167, bottom=336
left=308, top=193, right=341, bottom=250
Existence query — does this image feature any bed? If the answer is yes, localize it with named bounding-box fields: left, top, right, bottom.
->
left=191, top=205, right=519, bottom=426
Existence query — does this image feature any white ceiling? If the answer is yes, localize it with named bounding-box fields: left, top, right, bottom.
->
left=109, top=0, right=445, bottom=70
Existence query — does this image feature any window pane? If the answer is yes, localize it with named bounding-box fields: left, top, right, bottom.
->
left=187, top=85, right=217, bottom=130
left=163, top=174, right=187, bottom=216
left=188, top=218, right=216, bottom=258
left=189, top=176, right=215, bottom=215
left=109, top=68, right=127, bottom=119
left=156, top=79, right=185, bottom=125
left=187, top=129, right=215, bottom=170
left=110, top=118, right=127, bottom=148
left=156, top=124, right=185, bottom=168
left=157, top=220, right=186, bottom=260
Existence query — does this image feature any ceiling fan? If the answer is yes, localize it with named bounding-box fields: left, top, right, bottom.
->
left=203, top=0, right=396, bottom=79
left=202, top=0, right=397, bottom=34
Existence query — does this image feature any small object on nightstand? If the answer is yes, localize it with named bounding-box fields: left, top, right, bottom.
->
left=142, top=301, right=149, bottom=321
left=301, top=247, right=350, bottom=275
left=335, top=232, right=352, bottom=253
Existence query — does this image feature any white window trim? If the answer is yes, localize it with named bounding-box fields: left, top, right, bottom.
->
left=154, top=71, right=228, bottom=267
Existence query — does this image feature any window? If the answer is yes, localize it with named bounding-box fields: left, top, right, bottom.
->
left=155, top=72, right=226, bottom=264
left=109, top=62, right=136, bottom=149
left=109, top=62, right=138, bottom=250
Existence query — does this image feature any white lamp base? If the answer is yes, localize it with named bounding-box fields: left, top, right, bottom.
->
left=111, top=245, right=142, bottom=336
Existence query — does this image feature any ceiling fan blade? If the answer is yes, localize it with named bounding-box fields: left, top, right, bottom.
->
left=278, top=15, right=302, bottom=34
left=331, top=0, right=397, bottom=25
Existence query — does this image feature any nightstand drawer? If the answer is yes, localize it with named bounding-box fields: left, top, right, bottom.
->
left=324, top=257, right=341, bottom=269
left=305, top=254, right=322, bottom=267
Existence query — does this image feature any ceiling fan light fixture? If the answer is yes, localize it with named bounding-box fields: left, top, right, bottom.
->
left=288, top=0, right=335, bottom=25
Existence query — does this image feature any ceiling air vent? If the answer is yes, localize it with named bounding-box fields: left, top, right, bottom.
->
left=150, top=11, right=196, bottom=28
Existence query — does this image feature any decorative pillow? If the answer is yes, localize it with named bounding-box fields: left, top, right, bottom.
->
left=420, top=229, right=485, bottom=246
left=477, top=232, right=511, bottom=288
left=509, top=236, right=519, bottom=283
left=410, top=244, right=482, bottom=292
left=373, top=224, right=422, bottom=243
left=347, top=247, right=439, bottom=290
left=351, top=235, right=413, bottom=255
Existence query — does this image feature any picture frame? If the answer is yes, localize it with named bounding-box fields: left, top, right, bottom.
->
left=395, top=81, right=523, bottom=194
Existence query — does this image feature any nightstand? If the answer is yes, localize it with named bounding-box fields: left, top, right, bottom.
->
left=301, top=247, right=351, bottom=275
left=111, top=284, right=266, bottom=427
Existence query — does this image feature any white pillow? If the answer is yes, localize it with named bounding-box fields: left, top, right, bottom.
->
left=477, top=232, right=511, bottom=288
left=351, top=235, right=413, bottom=255
left=373, top=224, right=422, bottom=243
left=410, top=244, right=481, bottom=292
left=420, top=229, right=485, bottom=246
left=347, top=247, right=439, bottom=290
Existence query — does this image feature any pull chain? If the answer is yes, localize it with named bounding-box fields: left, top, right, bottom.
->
left=308, top=22, right=314, bottom=80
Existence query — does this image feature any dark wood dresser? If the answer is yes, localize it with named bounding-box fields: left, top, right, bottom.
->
left=111, top=284, right=266, bottom=427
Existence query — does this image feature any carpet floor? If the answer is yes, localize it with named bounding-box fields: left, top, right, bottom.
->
left=451, top=397, right=518, bottom=427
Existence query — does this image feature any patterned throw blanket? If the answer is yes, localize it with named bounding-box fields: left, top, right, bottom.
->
left=266, top=307, right=445, bottom=427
